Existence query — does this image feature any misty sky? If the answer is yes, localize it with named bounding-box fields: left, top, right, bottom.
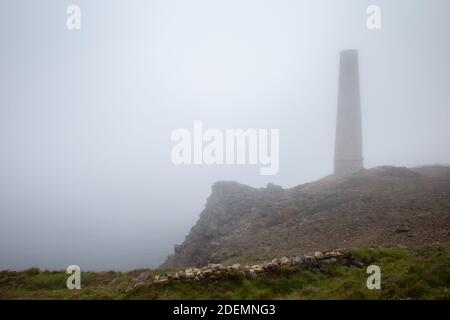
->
left=0, top=0, right=449, bottom=270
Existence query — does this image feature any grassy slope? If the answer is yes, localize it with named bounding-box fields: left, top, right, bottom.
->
left=1, top=247, right=449, bottom=300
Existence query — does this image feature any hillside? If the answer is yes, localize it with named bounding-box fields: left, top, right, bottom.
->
left=162, top=166, right=450, bottom=268
left=1, top=247, right=449, bottom=300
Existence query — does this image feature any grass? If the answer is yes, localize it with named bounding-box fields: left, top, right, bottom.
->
left=0, top=246, right=449, bottom=300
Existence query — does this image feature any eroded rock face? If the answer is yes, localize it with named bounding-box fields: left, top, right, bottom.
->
left=161, top=166, right=450, bottom=269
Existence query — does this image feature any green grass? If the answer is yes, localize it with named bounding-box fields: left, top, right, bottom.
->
left=1, top=246, right=449, bottom=300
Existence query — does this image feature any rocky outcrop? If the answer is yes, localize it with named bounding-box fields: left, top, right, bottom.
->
left=162, top=166, right=450, bottom=268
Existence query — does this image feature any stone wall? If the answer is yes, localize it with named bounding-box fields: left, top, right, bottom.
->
left=153, top=249, right=364, bottom=284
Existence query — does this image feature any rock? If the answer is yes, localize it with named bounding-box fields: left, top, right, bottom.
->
left=202, top=269, right=213, bottom=276
left=303, top=255, right=317, bottom=266
left=262, top=261, right=275, bottom=270
left=279, top=256, right=291, bottom=266
left=185, top=267, right=201, bottom=278
left=251, top=265, right=264, bottom=272
left=293, top=256, right=305, bottom=265
left=166, top=273, right=175, bottom=279
left=324, top=250, right=342, bottom=258
left=172, top=272, right=180, bottom=280
left=314, top=251, right=325, bottom=259
left=153, top=275, right=168, bottom=284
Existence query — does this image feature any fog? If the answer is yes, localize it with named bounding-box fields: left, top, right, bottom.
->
left=0, top=0, right=449, bottom=270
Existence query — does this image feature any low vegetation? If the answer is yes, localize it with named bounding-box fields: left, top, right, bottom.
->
left=0, top=246, right=449, bottom=300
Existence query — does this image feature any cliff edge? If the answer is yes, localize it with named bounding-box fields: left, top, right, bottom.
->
left=162, top=166, right=450, bottom=268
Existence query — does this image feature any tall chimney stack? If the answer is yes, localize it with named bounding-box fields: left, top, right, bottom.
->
left=334, top=50, right=364, bottom=176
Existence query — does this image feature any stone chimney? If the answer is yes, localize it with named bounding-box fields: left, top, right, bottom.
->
left=334, top=50, right=364, bottom=176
